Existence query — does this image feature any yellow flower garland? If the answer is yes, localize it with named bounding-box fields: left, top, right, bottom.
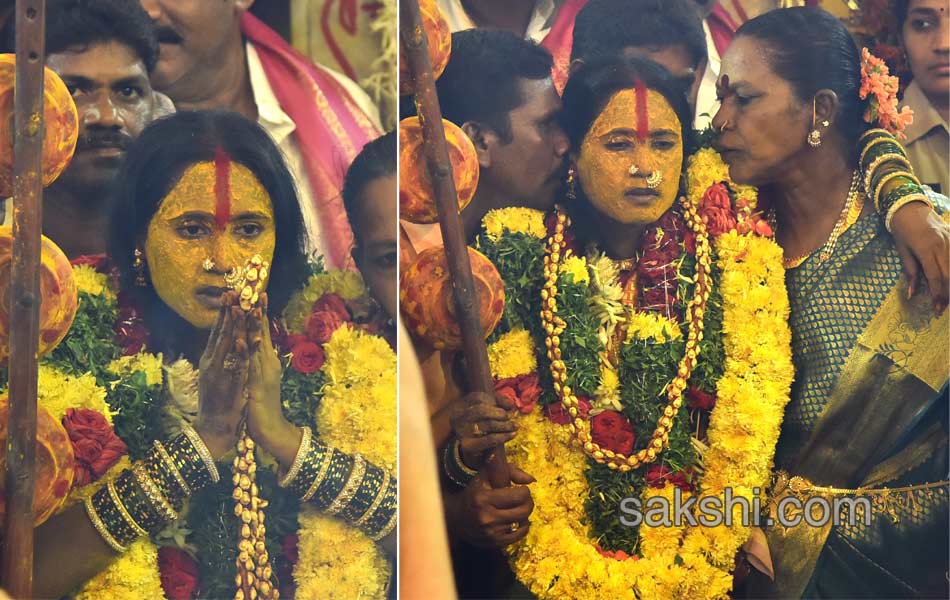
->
left=484, top=196, right=793, bottom=598
left=294, top=324, right=397, bottom=599
left=482, top=206, right=547, bottom=241
left=487, top=329, right=538, bottom=380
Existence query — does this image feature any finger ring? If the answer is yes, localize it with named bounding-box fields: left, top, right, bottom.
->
left=509, top=522, right=520, bottom=533
left=472, top=423, right=483, bottom=437
left=223, top=354, right=240, bottom=371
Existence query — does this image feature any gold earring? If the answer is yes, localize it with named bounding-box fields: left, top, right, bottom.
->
left=646, top=171, right=663, bottom=189
left=808, top=99, right=823, bottom=147
left=566, top=166, right=577, bottom=200
left=202, top=258, right=216, bottom=272
left=628, top=165, right=640, bottom=176
left=133, top=248, right=147, bottom=287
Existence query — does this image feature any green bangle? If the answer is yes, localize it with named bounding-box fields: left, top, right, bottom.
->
left=85, top=494, right=127, bottom=553
left=90, top=483, right=139, bottom=548
left=361, top=477, right=397, bottom=539
left=312, top=451, right=354, bottom=510
left=881, top=182, right=926, bottom=215
left=873, top=172, right=921, bottom=212
left=293, top=439, right=332, bottom=500
left=864, top=153, right=915, bottom=198
left=341, top=461, right=387, bottom=524
left=113, top=469, right=164, bottom=533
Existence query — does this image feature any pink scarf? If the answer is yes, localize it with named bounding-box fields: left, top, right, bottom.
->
left=240, top=12, right=380, bottom=270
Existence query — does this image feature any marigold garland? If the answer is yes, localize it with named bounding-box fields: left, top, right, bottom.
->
left=483, top=148, right=793, bottom=598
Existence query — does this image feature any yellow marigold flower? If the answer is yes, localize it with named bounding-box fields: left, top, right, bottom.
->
left=482, top=207, right=547, bottom=241
left=72, top=264, right=115, bottom=302
left=107, top=352, right=164, bottom=387
left=282, top=269, right=366, bottom=333
left=35, top=364, right=111, bottom=423
left=593, top=365, right=621, bottom=412
left=559, top=255, right=590, bottom=285
left=487, top=329, right=536, bottom=380
left=74, top=539, right=163, bottom=600
left=625, top=311, right=681, bottom=342
left=295, top=508, right=391, bottom=600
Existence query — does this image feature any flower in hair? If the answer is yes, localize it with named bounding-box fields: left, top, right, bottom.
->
left=860, top=47, right=913, bottom=139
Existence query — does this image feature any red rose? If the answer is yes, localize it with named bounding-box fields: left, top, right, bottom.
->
left=687, top=385, right=717, bottom=411
left=646, top=465, right=694, bottom=492
left=545, top=396, right=591, bottom=424
left=494, top=373, right=542, bottom=414
left=700, top=183, right=738, bottom=237
left=305, top=310, right=345, bottom=344
left=291, top=341, right=325, bottom=374
left=312, top=293, right=351, bottom=322
left=62, top=408, right=127, bottom=487
left=158, top=547, right=199, bottom=600
left=590, top=410, right=635, bottom=455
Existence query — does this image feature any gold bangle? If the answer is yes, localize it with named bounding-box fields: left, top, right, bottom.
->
left=279, top=427, right=312, bottom=488
left=131, top=463, right=179, bottom=522
left=181, top=423, right=220, bottom=483
left=107, top=480, right=148, bottom=538
left=859, top=135, right=905, bottom=166
left=301, top=447, right=335, bottom=502
left=885, top=194, right=934, bottom=232
left=859, top=127, right=893, bottom=143
left=153, top=440, right=191, bottom=496
left=453, top=438, right=479, bottom=477
left=85, top=495, right=128, bottom=553
left=872, top=171, right=919, bottom=212
left=370, top=510, right=397, bottom=542
left=864, top=153, right=915, bottom=197
left=326, top=454, right=367, bottom=516
left=354, top=469, right=392, bottom=528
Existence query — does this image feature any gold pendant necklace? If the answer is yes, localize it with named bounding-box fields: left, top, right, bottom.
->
left=775, top=170, right=864, bottom=269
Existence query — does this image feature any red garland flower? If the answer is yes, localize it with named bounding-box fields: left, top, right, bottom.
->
left=700, top=183, right=738, bottom=237
left=595, top=544, right=639, bottom=561
left=494, top=373, right=543, bottom=414
left=158, top=547, right=200, bottom=600
left=545, top=395, right=592, bottom=424
left=114, top=291, right=150, bottom=356
left=305, top=293, right=352, bottom=344
left=62, top=408, right=127, bottom=487
left=645, top=464, right=695, bottom=492
left=686, top=385, right=717, bottom=411
left=70, top=254, right=110, bottom=273
left=290, top=341, right=326, bottom=374
left=590, top=410, right=636, bottom=455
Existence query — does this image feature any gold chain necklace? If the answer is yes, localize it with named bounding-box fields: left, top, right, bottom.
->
left=541, top=201, right=712, bottom=471
left=773, top=170, right=864, bottom=269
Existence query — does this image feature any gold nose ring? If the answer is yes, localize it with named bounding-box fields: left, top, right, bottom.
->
left=646, top=171, right=663, bottom=189
left=202, top=258, right=216, bottom=272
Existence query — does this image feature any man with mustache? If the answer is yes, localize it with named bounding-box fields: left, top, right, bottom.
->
left=1, top=0, right=168, bottom=259
left=140, top=0, right=381, bottom=270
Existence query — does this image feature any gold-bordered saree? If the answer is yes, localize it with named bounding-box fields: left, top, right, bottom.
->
left=745, top=208, right=949, bottom=599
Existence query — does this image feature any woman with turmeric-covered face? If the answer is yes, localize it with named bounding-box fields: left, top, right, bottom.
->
left=28, top=112, right=396, bottom=599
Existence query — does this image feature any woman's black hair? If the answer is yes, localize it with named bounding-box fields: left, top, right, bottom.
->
left=342, top=129, right=396, bottom=248
left=560, top=57, right=694, bottom=238
left=108, top=111, right=309, bottom=355
left=736, top=7, right=867, bottom=154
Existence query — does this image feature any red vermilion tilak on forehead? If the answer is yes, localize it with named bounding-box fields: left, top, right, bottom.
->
left=214, top=146, right=232, bottom=231
left=635, top=78, right=649, bottom=143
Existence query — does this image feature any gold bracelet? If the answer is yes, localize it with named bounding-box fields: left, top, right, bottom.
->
left=301, top=447, right=335, bottom=503
left=354, top=469, right=392, bottom=528
left=181, top=423, right=220, bottom=483
left=872, top=170, right=919, bottom=212
left=370, top=510, right=397, bottom=542
left=864, top=153, right=915, bottom=197
left=885, top=194, right=935, bottom=232
left=107, top=480, right=148, bottom=538
left=85, top=495, right=128, bottom=553
left=153, top=440, right=191, bottom=496
left=279, top=427, right=312, bottom=488
left=326, top=454, right=367, bottom=516
left=453, top=438, right=479, bottom=477
left=131, top=463, right=179, bottom=522
left=859, top=135, right=905, bottom=167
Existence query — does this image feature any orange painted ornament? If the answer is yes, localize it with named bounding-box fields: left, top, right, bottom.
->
left=0, top=226, right=78, bottom=365
left=0, top=398, right=75, bottom=526
left=400, top=246, right=504, bottom=350
left=0, top=54, right=79, bottom=196
left=399, top=117, right=479, bottom=224
left=399, top=0, right=452, bottom=95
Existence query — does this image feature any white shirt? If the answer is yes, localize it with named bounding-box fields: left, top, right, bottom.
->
left=694, top=19, right=721, bottom=131
left=438, top=0, right=562, bottom=43
left=245, top=43, right=381, bottom=263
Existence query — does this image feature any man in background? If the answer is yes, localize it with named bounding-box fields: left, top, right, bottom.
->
left=1, top=0, right=166, bottom=260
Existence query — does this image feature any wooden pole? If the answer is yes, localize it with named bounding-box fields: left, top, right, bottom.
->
left=399, top=0, right=509, bottom=488
left=2, top=1, right=45, bottom=596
